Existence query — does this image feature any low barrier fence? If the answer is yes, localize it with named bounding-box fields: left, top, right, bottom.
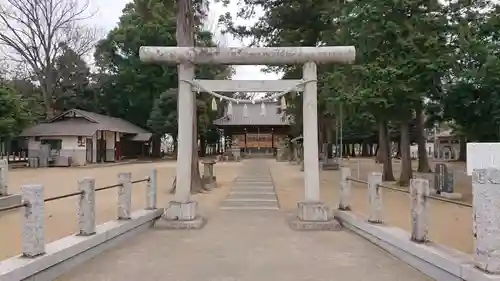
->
left=338, top=166, right=500, bottom=275
left=0, top=169, right=158, bottom=258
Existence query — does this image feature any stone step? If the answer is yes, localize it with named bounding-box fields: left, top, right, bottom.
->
left=220, top=206, right=279, bottom=211
left=228, top=193, right=277, bottom=200
left=220, top=200, right=279, bottom=209
left=233, top=181, right=273, bottom=186
left=233, top=185, right=274, bottom=189
left=235, top=178, right=273, bottom=182
left=225, top=198, right=278, bottom=202
left=230, top=188, right=275, bottom=193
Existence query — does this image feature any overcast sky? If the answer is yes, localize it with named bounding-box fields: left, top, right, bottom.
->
left=88, top=0, right=281, bottom=80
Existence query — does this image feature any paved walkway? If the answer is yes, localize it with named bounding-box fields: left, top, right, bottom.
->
left=220, top=160, right=279, bottom=210
left=58, top=160, right=432, bottom=281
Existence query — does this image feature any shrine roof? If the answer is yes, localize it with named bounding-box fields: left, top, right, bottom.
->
left=213, top=102, right=291, bottom=126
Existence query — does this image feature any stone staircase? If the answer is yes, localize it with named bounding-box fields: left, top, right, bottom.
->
left=220, top=160, right=279, bottom=210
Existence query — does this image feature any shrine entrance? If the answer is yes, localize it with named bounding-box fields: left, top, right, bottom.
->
left=139, top=46, right=355, bottom=227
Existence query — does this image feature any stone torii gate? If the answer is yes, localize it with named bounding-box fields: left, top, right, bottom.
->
left=140, top=46, right=356, bottom=228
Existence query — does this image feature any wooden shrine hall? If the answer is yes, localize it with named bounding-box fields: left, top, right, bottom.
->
left=213, top=101, right=291, bottom=156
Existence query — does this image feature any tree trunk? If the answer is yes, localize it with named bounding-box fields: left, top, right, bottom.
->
left=361, top=142, right=369, bottom=157
left=396, top=141, right=401, bottom=158
left=375, top=144, right=382, bottom=162
left=416, top=103, right=432, bottom=172
left=199, top=133, right=206, bottom=157
left=378, top=120, right=395, bottom=181
left=399, top=120, right=413, bottom=186
left=171, top=0, right=204, bottom=194
left=458, top=136, right=466, bottom=162
left=151, top=134, right=162, bottom=158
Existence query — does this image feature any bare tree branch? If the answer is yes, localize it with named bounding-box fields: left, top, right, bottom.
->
left=0, top=0, right=98, bottom=117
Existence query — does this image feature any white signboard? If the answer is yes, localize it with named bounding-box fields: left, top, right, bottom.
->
left=466, top=142, right=500, bottom=175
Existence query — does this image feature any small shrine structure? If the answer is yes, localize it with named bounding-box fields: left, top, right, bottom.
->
left=213, top=101, right=290, bottom=157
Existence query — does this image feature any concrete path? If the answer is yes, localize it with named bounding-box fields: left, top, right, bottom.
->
left=220, top=159, right=279, bottom=210
left=57, top=160, right=433, bottom=281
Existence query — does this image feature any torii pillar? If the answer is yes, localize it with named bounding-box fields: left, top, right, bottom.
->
left=140, top=46, right=356, bottom=228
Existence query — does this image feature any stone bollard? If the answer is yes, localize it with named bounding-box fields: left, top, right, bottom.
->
left=410, top=178, right=429, bottom=243
left=78, top=178, right=96, bottom=236
left=146, top=169, right=157, bottom=210
left=21, top=184, right=45, bottom=257
left=202, top=160, right=217, bottom=190
left=472, top=168, right=500, bottom=274
left=0, top=158, right=8, bottom=196
left=367, top=172, right=383, bottom=224
left=339, top=167, right=351, bottom=210
left=118, top=172, right=132, bottom=220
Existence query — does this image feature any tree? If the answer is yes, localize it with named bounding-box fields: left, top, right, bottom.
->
left=0, top=84, right=31, bottom=139
left=0, top=0, right=97, bottom=117
left=53, top=45, right=94, bottom=111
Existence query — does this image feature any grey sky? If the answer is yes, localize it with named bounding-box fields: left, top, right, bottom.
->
left=88, top=0, right=281, bottom=80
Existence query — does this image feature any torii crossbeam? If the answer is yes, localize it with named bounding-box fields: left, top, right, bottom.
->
left=139, top=46, right=355, bottom=228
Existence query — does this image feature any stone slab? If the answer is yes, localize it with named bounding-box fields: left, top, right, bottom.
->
left=0, top=194, right=21, bottom=209
left=232, top=186, right=275, bottom=191
left=0, top=209, right=163, bottom=281
left=227, top=193, right=277, bottom=200
left=335, top=210, right=500, bottom=281
left=220, top=206, right=279, bottom=210
left=288, top=216, right=342, bottom=231
left=225, top=198, right=278, bottom=202
left=154, top=217, right=206, bottom=230
left=233, top=185, right=274, bottom=190
left=321, top=163, right=340, bottom=170
left=220, top=200, right=279, bottom=208
left=234, top=181, right=273, bottom=185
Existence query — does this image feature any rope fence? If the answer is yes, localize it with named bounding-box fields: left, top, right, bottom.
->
left=345, top=176, right=472, bottom=208
left=0, top=169, right=158, bottom=258
left=339, top=167, right=471, bottom=242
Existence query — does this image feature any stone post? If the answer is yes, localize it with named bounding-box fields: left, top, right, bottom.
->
left=0, top=158, right=8, bottom=195
left=302, top=65, right=321, bottom=202
left=118, top=172, right=132, bottom=220
left=339, top=167, right=351, bottom=210
left=175, top=62, right=195, bottom=203
left=202, top=160, right=216, bottom=189
left=21, top=184, right=45, bottom=257
left=472, top=168, right=500, bottom=274
left=368, top=172, right=383, bottom=224
left=78, top=178, right=96, bottom=236
left=291, top=61, right=337, bottom=227
left=146, top=169, right=157, bottom=210
left=410, top=178, right=429, bottom=243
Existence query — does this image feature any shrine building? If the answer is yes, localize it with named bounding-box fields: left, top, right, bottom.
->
left=213, top=102, right=291, bottom=155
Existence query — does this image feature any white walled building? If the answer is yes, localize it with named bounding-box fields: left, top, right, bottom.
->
left=20, top=109, right=151, bottom=166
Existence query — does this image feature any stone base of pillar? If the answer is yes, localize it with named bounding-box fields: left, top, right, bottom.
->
left=288, top=201, right=342, bottom=231
left=155, top=201, right=206, bottom=229
left=202, top=175, right=217, bottom=190
left=429, top=188, right=463, bottom=200
left=0, top=193, right=21, bottom=209
left=321, top=159, right=340, bottom=170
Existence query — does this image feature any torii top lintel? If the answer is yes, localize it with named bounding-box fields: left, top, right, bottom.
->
left=139, top=46, right=356, bottom=65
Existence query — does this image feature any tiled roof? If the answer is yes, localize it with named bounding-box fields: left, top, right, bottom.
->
left=213, top=102, right=290, bottom=126
left=20, top=109, right=150, bottom=137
